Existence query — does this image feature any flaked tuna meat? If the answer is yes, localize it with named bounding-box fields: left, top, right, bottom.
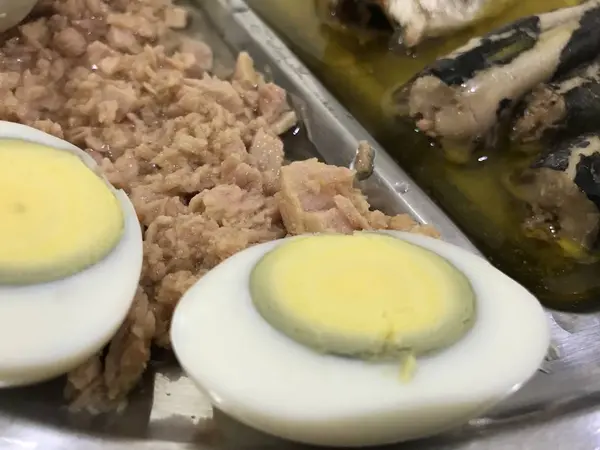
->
left=249, top=127, right=284, bottom=194
left=0, top=0, right=437, bottom=413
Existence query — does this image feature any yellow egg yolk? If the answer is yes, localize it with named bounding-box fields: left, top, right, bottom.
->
left=250, top=232, right=476, bottom=360
left=0, top=139, right=124, bottom=284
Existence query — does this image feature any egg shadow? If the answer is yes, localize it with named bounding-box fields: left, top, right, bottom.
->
left=194, top=380, right=600, bottom=450
left=0, top=370, right=155, bottom=440
left=1, top=360, right=595, bottom=449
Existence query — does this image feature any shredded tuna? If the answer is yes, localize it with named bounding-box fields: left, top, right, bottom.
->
left=0, top=0, right=437, bottom=412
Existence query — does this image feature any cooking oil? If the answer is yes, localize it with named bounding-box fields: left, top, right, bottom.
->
left=246, top=0, right=600, bottom=310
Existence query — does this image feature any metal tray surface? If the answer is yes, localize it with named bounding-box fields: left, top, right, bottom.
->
left=1, top=1, right=600, bottom=449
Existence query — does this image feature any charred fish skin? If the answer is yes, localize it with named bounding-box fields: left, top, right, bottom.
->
left=511, top=59, right=600, bottom=144
left=413, top=1, right=600, bottom=88
left=574, top=153, right=600, bottom=210
left=509, top=134, right=600, bottom=252
left=423, top=16, right=541, bottom=87
left=534, top=134, right=600, bottom=210
left=401, top=1, right=600, bottom=163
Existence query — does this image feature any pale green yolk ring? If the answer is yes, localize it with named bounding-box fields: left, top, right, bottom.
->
left=0, top=139, right=124, bottom=285
left=250, top=232, right=476, bottom=360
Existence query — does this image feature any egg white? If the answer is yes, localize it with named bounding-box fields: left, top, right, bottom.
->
left=0, top=0, right=38, bottom=33
left=171, top=231, right=551, bottom=447
left=0, top=122, right=143, bottom=387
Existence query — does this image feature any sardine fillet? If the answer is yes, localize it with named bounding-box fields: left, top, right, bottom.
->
left=384, top=0, right=517, bottom=47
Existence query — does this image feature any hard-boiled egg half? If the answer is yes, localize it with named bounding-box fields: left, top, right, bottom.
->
left=0, top=121, right=142, bottom=388
left=171, top=231, right=551, bottom=447
left=0, top=0, right=39, bottom=33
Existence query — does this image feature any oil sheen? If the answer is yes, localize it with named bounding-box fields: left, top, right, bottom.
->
left=246, top=0, right=597, bottom=310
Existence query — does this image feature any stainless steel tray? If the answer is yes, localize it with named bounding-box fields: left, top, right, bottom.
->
left=1, top=1, right=600, bottom=449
